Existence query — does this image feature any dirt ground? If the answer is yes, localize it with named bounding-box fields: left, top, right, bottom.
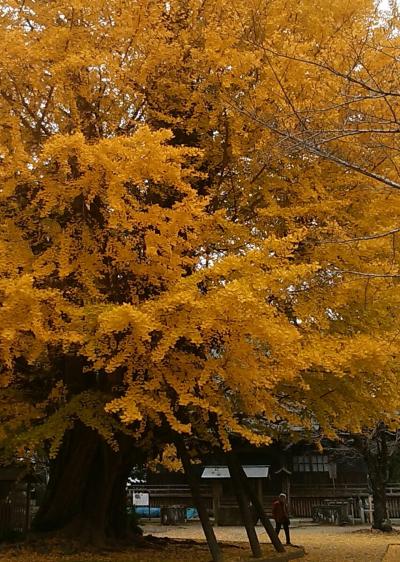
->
left=0, top=523, right=398, bottom=561
left=142, top=521, right=400, bottom=561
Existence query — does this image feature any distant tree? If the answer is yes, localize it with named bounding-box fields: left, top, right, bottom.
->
left=326, top=424, right=400, bottom=531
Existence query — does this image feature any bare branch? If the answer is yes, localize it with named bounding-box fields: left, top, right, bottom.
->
left=226, top=99, right=400, bottom=191
left=318, top=227, right=400, bottom=244
left=257, top=44, right=400, bottom=98
left=338, top=270, right=400, bottom=279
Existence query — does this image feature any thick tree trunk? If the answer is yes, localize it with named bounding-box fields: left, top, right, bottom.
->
left=370, top=477, right=390, bottom=531
left=365, top=423, right=392, bottom=532
left=33, top=423, right=137, bottom=545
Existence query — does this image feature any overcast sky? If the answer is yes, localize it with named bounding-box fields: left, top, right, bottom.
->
left=379, top=0, right=399, bottom=10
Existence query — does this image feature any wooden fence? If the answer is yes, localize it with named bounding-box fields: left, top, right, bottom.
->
left=130, top=484, right=214, bottom=509
left=131, top=483, right=400, bottom=519
left=290, top=483, right=400, bottom=518
left=0, top=500, right=27, bottom=536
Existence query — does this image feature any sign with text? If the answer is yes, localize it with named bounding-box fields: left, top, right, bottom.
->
left=132, top=491, right=149, bottom=506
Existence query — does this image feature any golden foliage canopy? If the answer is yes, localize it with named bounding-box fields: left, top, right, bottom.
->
left=1, top=0, right=400, bottom=458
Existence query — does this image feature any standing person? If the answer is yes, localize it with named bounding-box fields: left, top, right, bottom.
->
left=272, top=493, right=291, bottom=545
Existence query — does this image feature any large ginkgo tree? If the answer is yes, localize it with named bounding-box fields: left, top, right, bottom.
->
left=1, top=0, right=400, bottom=543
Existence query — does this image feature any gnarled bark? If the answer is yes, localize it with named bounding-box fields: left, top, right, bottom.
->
left=33, top=423, right=138, bottom=545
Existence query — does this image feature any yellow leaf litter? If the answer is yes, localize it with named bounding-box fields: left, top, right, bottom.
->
left=0, top=525, right=399, bottom=562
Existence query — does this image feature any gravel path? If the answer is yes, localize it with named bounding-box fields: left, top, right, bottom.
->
left=143, top=522, right=399, bottom=561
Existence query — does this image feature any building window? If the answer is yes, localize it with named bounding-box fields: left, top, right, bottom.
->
left=293, top=455, right=329, bottom=472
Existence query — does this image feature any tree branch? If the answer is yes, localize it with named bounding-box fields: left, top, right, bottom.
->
left=318, top=228, right=400, bottom=244
left=226, top=100, right=400, bottom=191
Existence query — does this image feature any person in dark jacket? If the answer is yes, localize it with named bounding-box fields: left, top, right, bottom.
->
left=272, top=493, right=291, bottom=545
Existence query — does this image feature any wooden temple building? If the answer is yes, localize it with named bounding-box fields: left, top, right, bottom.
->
left=130, top=441, right=400, bottom=521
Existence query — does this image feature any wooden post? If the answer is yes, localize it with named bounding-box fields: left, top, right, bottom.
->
left=212, top=481, right=221, bottom=526
left=24, top=478, right=31, bottom=534
left=226, top=455, right=262, bottom=558
left=257, top=479, right=263, bottom=507
left=176, top=438, right=223, bottom=562
left=229, top=453, right=285, bottom=553
left=368, top=494, right=373, bottom=524
left=359, top=497, right=365, bottom=524
left=286, top=474, right=291, bottom=515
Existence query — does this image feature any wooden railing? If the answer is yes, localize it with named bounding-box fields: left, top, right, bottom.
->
left=131, top=483, right=400, bottom=519
left=130, top=484, right=213, bottom=509
left=291, top=497, right=336, bottom=518
left=0, top=501, right=27, bottom=535
left=290, top=489, right=400, bottom=518
left=292, top=483, right=400, bottom=496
